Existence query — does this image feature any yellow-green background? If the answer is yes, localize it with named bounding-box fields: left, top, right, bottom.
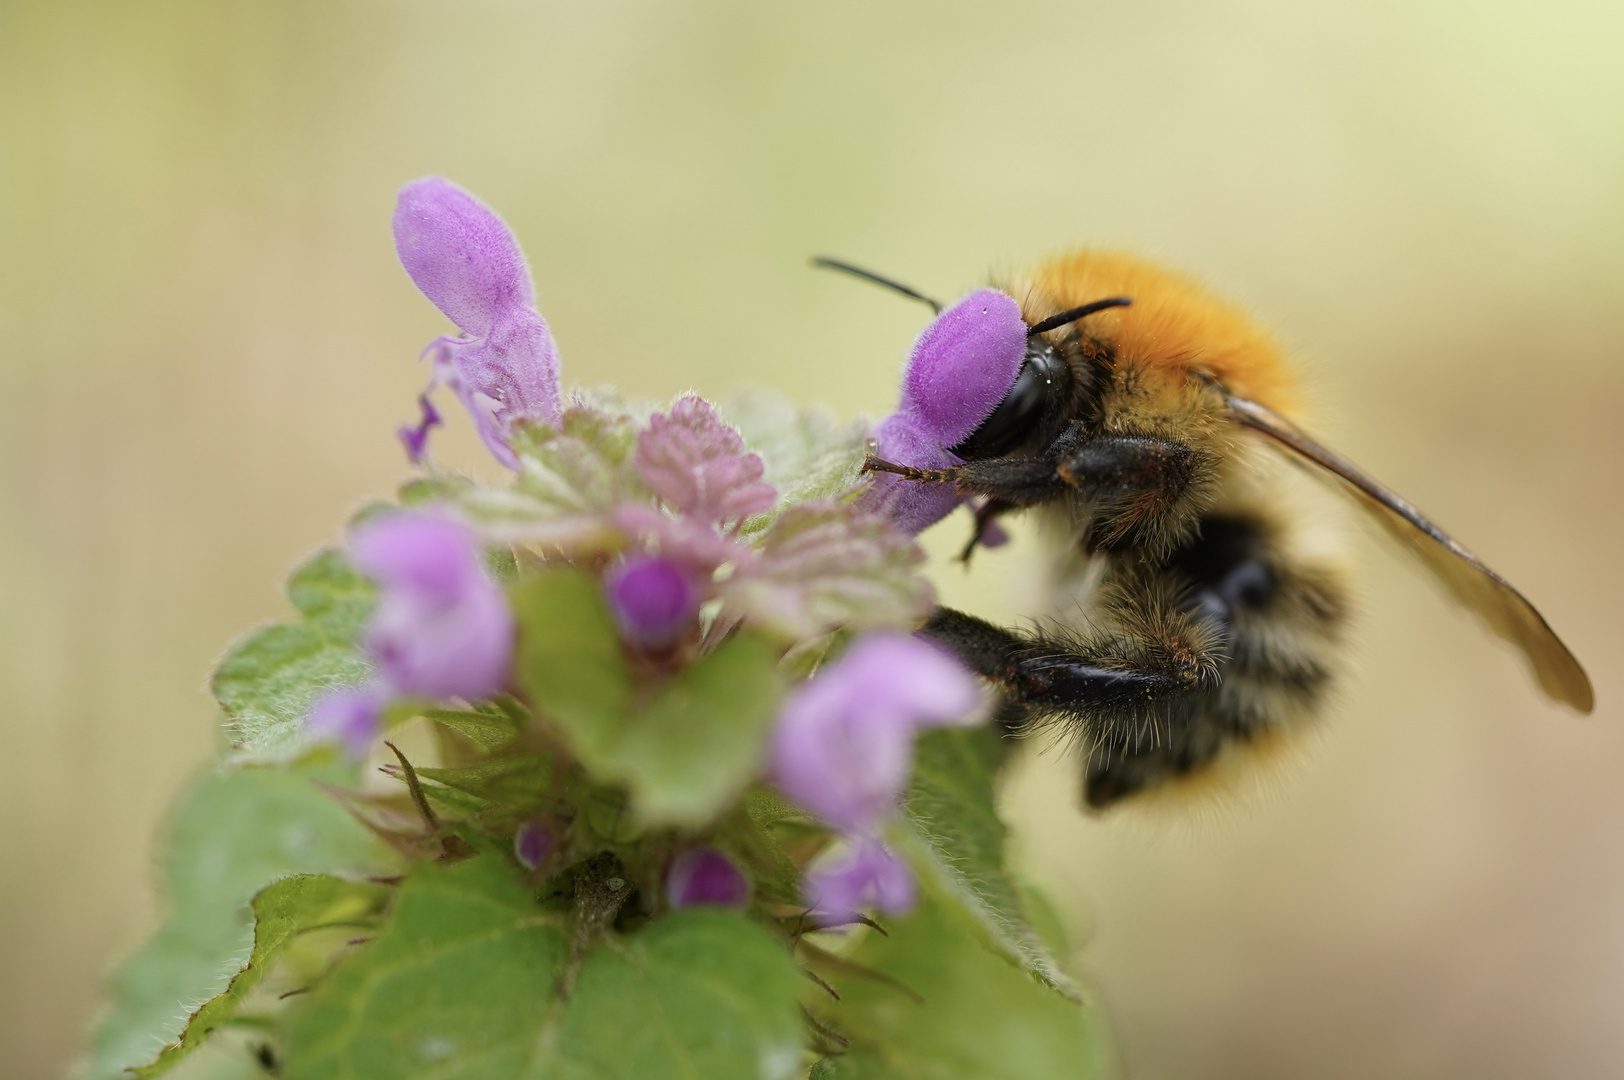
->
left=3, top=2, right=1621, bottom=1077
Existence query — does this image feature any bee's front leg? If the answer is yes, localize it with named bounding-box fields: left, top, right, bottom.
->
left=862, top=453, right=1070, bottom=508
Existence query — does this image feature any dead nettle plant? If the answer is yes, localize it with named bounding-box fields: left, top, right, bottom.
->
left=86, top=178, right=1108, bottom=1080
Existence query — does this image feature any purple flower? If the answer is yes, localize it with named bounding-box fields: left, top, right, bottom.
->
left=394, top=177, right=562, bottom=468
left=858, top=412, right=965, bottom=536
left=513, top=821, right=558, bottom=872
left=352, top=511, right=514, bottom=701
left=306, top=684, right=386, bottom=759
left=604, top=555, right=702, bottom=650
left=770, top=633, right=982, bottom=834
left=860, top=289, right=1027, bottom=534
left=635, top=396, right=776, bottom=525
left=666, top=848, right=751, bottom=909
left=397, top=394, right=443, bottom=463
left=805, top=835, right=915, bottom=921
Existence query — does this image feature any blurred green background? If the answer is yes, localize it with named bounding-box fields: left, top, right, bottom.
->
left=2, top=1, right=1621, bottom=1077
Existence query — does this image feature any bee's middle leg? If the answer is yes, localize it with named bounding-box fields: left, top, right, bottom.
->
left=920, top=603, right=1218, bottom=720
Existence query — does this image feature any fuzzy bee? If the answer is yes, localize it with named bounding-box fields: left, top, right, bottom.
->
left=822, top=253, right=1593, bottom=809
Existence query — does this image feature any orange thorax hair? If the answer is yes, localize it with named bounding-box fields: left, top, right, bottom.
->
left=1006, top=251, right=1300, bottom=419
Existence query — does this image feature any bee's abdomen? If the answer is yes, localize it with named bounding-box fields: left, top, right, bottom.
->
left=1078, top=508, right=1350, bottom=807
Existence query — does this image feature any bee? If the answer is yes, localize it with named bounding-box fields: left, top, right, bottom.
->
left=817, top=253, right=1593, bottom=809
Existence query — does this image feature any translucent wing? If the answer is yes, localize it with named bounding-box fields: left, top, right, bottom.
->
left=1217, top=388, right=1593, bottom=713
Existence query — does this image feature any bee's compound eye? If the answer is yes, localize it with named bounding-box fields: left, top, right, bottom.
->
left=947, top=345, right=1063, bottom=460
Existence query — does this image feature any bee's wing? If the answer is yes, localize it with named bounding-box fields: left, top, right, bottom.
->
left=1219, top=390, right=1594, bottom=713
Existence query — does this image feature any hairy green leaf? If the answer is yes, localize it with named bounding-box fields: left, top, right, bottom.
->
left=722, top=502, right=933, bottom=641
left=512, top=565, right=633, bottom=738
left=511, top=407, right=647, bottom=515
left=212, top=549, right=376, bottom=759
left=134, top=875, right=387, bottom=1078
left=721, top=390, right=869, bottom=532
left=553, top=905, right=803, bottom=1080
left=424, top=702, right=524, bottom=753
left=416, top=755, right=554, bottom=809
left=283, top=858, right=802, bottom=1080
left=804, top=879, right=1106, bottom=1080
left=906, top=725, right=1075, bottom=995
left=619, top=633, right=782, bottom=823
left=514, top=567, right=783, bottom=825
left=86, top=765, right=384, bottom=1080
left=283, top=859, right=567, bottom=1079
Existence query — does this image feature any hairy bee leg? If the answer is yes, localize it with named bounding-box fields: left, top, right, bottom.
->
left=861, top=454, right=959, bottom=485
left=921, top=607, right=1205, bottom=713
left=1056, top=433, right=1194, bottom=503
left=941, top=458, right=1070, bottom=505
left=865, top=452, right=1072, bottom=507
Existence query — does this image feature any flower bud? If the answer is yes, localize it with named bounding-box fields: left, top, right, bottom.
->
left=604, top=555, right=701, bottom=650
left=513, top=821, right=557, bottom=872
left=666, top=848, right=751, bottom=909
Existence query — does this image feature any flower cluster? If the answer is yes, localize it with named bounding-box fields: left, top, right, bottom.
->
left=301, top=175, right=984, bottom=922
left=103, top=175, right=1107, bottom=1080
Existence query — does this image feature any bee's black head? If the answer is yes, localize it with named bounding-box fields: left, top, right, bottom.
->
left=946, top=338, right=1066, bottom=460
left=948, top=297, right=1131, bottom=461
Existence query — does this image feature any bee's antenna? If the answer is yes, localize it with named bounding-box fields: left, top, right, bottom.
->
left=811, top=256, right=943, bottom=314
left=1027, top=297, right=1132, bottom=337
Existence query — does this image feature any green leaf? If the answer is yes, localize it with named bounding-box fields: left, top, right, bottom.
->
left=721, top=390, right=869, bottom=532
left=282, top=858, right=567, bottom=1079
left=906, top=725, right=1075, bottom=995
left=513, top=567, right=784, bottom=825
left=424, top=703, right=524, bottom=753
left=722, top=502, right=934, bottom=641
left=86, top=765, right=385, bottom=1080
left=416, top=755, right=554, bottom=809
left=134, top=874, right=388, bottom=1078
left=711, top=789, right=810, bottom=907
left=283, top=858, right=803, bottom=1080
left=212, top=549, right=376, bottom=759
left=398, top=471, right=476, bottom=508
left=622, top=633, right=783, bottom=823
left=511, top=407, right=648, bottom=515
left=553, top=906, right=803, bottom=1080
left=512, top=566, right=633, bottom=735
left=804, top=880, right=1107, bottom=1080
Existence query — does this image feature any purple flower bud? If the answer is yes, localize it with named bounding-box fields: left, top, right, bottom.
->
left=604, top=555, right=702, bottom=650
left=666, top=847, right=751, bottom=909
left=513, top=821, right=557, bottom=871
left=393, top=177, right=562, bottom=468
left=306, top=684, right=386, bottom=759
left=635, top=396, right=776, bottom=524
left=351, top=512, right=514, bottom=701
left=859, top=289, right=1028, bottom=535
left=805, top=835, right=915, bottom=921
left=770, top=633, right=983, bottom=834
